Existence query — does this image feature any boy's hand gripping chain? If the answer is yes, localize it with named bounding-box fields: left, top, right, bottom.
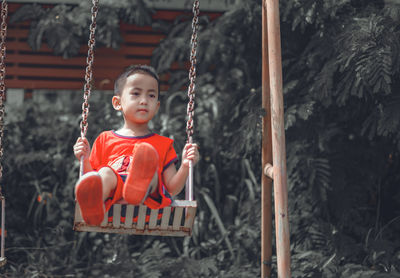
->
left=0, top=0, right=7, bottom=267
left=186, top=0, right=199, bottom=201
left=79, top=0, right=99, bottom=177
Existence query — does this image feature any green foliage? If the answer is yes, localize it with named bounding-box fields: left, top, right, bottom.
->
left=0, top=87, right=262, bottom=277
left=3, top=0, right=400, bottom=277
left=10, top=1, right=152, bottom=58
left=282, top=1, right=400, bottom=277
left=153, top=0, right=400, bottom=277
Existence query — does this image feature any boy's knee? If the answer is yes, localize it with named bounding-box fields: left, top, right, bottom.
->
left=98, top=166, right=116, bottom=176
left=98, top=167, right=118, bottom=187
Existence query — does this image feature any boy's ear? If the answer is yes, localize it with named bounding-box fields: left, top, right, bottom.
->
left=112, top=96, right=122, bottom=110
left=155, top=100, right=160, bottom=113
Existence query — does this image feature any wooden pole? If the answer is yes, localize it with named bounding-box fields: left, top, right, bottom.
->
left=261, top=1, right=273, bottom=277
left=265, top=0, right=292, bottom=277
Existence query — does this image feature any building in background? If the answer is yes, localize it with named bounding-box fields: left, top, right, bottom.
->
left=5, top=0, right=237, bottom=106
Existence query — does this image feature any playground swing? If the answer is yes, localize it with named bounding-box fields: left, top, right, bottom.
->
left=0, top=0, right=6, bottom=267
left=73, top=0, right=199, bottom=237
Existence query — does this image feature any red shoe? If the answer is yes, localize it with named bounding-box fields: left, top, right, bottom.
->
left=75, top=172, right=105, bottom=226
left=123, top=142, right=159, bottom=205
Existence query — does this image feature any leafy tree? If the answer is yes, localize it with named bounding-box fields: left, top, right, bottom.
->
left=10, top=0, right=152, bottom=58
left=3, top=0, right=400, bottom=277
left=154, top=0, right=400, bottom=276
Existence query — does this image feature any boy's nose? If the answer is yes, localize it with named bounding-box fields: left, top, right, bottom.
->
left=139, top=97, right=147, bottom=104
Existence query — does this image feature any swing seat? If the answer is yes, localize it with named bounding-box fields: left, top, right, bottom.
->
left=73, top=200, right=197, bottom=237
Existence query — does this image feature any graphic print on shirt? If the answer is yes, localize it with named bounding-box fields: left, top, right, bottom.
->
left=108, top=155, right=133, bottom=175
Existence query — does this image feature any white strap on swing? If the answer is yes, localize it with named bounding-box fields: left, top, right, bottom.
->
left=185, top=138, right=194, bottom=201
left=0, top=196, right=5, bottom=266
left=185, top=0, right=199, bottom=202
left=0, top=0, right=7, bottom=267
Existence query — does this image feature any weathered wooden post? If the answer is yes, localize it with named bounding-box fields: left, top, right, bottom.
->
left=263, top=0, right=292, bottom=277
left=261, top=0, right=273, bottom=277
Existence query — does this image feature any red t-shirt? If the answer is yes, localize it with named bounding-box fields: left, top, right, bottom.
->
left=89, top=130, right=178, bottom=209
left=90, top=130, right=178, bottom=175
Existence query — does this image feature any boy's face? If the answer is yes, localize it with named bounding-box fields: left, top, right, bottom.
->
left=112, top=73, right=160, bottom=125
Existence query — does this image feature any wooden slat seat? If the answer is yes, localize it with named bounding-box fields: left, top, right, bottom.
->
left=73, top=200, right=197, bottom=237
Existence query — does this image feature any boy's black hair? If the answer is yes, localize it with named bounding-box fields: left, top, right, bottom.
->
left=114, top=64, right=160, bottom=98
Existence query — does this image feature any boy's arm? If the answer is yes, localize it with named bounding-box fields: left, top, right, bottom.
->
left=74, top=137, right=94, bottom=174
left=163, top=164, right=189, bottom=196
left=81, top=158, right=93, bottom=174
left=163, top=143, right=199, bottom=196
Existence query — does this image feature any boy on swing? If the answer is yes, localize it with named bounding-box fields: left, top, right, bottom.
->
left=73, top=65, right=199, bottom=226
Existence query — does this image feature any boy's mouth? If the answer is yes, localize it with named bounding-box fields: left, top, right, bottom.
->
left=138, top=108, right=148, bottom=112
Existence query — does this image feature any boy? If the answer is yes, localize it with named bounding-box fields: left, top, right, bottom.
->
left=73, top=65, right=199, bottom=226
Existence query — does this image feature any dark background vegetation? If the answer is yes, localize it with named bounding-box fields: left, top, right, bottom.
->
left=0, top=0, right=399, bottom=277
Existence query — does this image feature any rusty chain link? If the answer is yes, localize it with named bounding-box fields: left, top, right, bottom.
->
left=186, top=0, right=199, bottom=143
left=80, top=0, right=99, bottom=139
left=0, top=0, right=7, bottom=190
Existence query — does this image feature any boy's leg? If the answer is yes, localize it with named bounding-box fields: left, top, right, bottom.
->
left=98, top=167, right=118, bottom=201
left=75, top=167, right=118, bottom=225
left=123, top=142, right=159, bottom=204
left=75, top=172, right=104, bottom=226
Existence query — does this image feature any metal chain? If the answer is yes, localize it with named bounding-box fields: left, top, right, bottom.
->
left=186, top=0, right=199, bottom=142
left=0, top=0, right=7, bottom=189
left=80, top=0, right=99, bottom=139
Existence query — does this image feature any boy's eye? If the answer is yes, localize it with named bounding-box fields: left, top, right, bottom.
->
left=149, top=94, right=156, bottom=98
left=131, top=91, right=140, bottom=96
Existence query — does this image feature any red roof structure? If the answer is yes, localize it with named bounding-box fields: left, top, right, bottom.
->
left=5, top=3, right=221, bottom=91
